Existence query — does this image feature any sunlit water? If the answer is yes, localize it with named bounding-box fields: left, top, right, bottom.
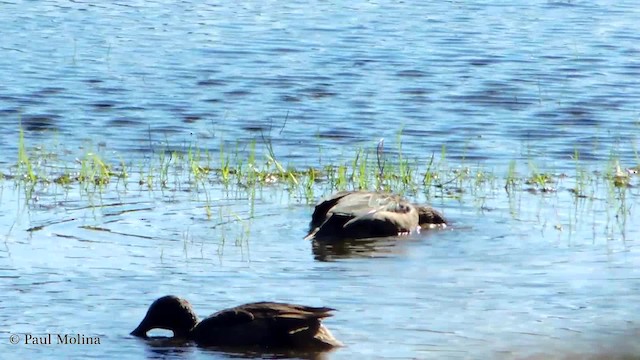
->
left=1, top=0, right=640, bottom=359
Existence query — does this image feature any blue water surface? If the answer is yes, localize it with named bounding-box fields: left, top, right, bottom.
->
left=1, top=1, right=639, bottom=359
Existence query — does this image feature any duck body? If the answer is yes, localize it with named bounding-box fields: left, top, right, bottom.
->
left=306, top=191, right=446, bottom=240
left=131, top=296, right=342, bottom=351
left=193, top=302, right=340, bottom=349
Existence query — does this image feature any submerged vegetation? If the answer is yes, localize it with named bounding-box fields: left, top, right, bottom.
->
left=7, top=128, right=640, bottom=204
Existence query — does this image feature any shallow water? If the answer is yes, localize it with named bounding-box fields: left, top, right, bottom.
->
left=1, top=0, right=640, bottom=359
left=2, top=180, right=639, bottom=359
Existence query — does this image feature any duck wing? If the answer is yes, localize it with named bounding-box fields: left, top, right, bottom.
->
left=193, top=302, right=341, bottom=349
left=309, top=191, right=353, bottom=229
left=327, top=192, right=401, bottom=216
left=342, top=204, right=419, bottom=238
left=236, top=302, right=336, bottom=320
left=305, top=212, right=355, bottom=240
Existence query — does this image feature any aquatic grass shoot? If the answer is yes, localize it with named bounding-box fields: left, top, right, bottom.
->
left=17, top=128, right=36, bottom=184
left=505, top=159, right=518, bottom=192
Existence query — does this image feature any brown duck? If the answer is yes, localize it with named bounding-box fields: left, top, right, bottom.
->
left=305, top=191, right=447, bottom=240
left=130, top=295, right=342, bottom=350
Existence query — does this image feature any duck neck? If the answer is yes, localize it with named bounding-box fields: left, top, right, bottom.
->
left=174, top=326, right=194, bottom=339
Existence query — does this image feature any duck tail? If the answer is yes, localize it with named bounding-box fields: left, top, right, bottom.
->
left=314, top=324, right=344, bottom=348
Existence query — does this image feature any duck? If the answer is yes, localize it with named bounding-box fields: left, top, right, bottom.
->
left=130, top=295, right=342, bottom=351
left=305, top=191, right=447, bottom=240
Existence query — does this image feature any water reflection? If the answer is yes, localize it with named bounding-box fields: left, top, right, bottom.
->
left=139, top=335, right=193, bottom=349
left=136, top=336, right=334, bottom=360
left=141, top=340, right=195, bottom=359
left=311, top=237, right=406, bottom=261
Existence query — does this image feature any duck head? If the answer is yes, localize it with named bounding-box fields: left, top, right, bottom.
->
left=131, top=295, right=199, bottom=339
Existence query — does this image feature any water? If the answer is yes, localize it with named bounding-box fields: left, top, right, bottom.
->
left=1, top=0, right=640, bottom=359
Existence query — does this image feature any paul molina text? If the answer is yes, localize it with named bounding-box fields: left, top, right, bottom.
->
left=24, top=333, right=100, bottom=345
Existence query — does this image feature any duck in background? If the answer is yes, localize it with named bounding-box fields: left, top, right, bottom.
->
left=306, top=191, right=447, bottom=241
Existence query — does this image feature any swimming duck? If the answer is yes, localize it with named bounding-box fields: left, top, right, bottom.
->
left=305, top=191, right=446, bottom=240
left=130, top=295, right=342, bottom=350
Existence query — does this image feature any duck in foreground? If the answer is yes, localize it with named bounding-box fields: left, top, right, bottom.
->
left=130, top=295, right=342, bottom=350
left=305, top=191, right=447, bottom=241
